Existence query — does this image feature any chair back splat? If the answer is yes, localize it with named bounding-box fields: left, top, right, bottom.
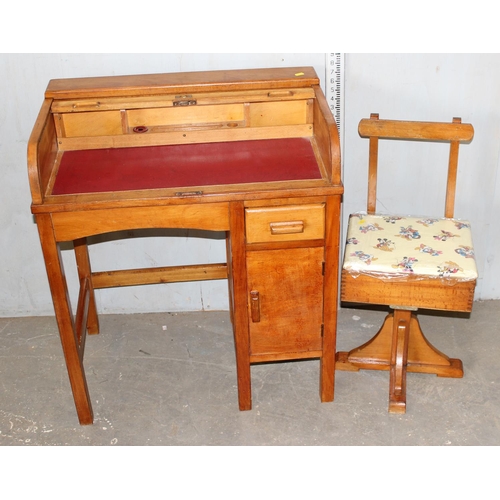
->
left=360, top=113, right=474, bottom=217
left=338, top=113, right=476, bottom=414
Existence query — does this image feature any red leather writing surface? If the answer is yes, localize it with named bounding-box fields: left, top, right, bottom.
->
left=52, top=138, right=321, bottom=195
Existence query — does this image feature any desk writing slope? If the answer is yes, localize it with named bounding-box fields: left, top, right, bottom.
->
left=52, top=138, right=322, bottom=195
left=28, top=67, right=343, bottom=425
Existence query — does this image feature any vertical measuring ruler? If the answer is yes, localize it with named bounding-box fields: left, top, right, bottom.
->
left=325, top=53, right=344, bottom=134
left=326, top=53, right=346, bottom=265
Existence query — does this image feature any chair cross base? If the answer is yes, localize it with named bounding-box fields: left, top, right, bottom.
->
left=336, top=307, right=463, bottom=413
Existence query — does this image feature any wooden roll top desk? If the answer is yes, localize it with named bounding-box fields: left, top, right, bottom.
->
left=27, top=67, right=343, bottom=425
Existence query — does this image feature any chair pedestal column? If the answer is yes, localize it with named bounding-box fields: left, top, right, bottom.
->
left=336, top=309, right=463, bottom=413
left=388, top=309, right=410, bottom=413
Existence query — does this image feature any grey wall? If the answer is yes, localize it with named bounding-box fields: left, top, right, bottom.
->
left=342, top=54, right=500, bottom=302
left=1, top=53, right=327, bottom=316
left=1, top=53, right=499, bottom=317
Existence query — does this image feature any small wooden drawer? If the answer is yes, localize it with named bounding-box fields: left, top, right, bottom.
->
left=245, top=204, right=325, bottom=243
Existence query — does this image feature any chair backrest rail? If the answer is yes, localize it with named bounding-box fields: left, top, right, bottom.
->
left=359, top=118, right=474, bottom=142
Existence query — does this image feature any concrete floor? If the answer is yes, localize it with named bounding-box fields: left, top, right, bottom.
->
left=1, top=300, right=499, bottom=446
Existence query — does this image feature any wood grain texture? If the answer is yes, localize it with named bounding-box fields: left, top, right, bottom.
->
left=341, top=271, right=475, bottom=312
left=321, top=195, right=342, bottom=402
left=228, top=201, right=252, bottom=411
left=45, top=67, right=320, bottom=99
left=245, top=203, right=325, bottom=243
left=246, top=246, right=324, bottom=356
left=36, top=214, right=93, bottom=425
left=51, top=203, right=230, bottom=241
left=27, top=98, right=57, bottom=204
left=358, top=117, right=474, bottom=141
left=91, top=264, right=227, bottom=289
left=50, top=88, right=316, bottom=113
left=313, top=85, right=341, bottom=184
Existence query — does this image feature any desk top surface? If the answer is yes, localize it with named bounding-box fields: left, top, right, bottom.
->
left=45, top=67, right=320, bottom=100
left=52, top=137, right=322, bottom=196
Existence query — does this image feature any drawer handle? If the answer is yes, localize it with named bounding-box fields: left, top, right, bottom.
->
left=250, top=291, right=260, bottom=323
left=269, top=220, right=304, bottom=235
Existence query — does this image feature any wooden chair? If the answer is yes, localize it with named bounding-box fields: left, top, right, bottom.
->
left=337, top=113, right=477, bottom=413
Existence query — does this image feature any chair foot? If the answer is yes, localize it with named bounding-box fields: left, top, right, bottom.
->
left=337, top=311, right=463, bottom=376
left=336, top=309, right=464, bottom=412
left=389, top=399, right=406, bottom=414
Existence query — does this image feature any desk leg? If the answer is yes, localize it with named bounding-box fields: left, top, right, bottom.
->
left=36, top=214, right=94, bottom=425
left=321, top=196, right=341, bottom=402
left=74, top=238, right=99, bottom=335
left=229, top=202, right=252, bottom=410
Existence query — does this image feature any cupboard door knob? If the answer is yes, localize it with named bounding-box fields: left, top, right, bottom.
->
left=250, top=290, right=261, bottom=323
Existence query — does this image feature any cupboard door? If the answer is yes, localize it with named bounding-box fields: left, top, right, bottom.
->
left=246, top=247, right=324, bottom=357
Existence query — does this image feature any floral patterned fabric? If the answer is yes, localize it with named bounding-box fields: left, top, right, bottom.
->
left=343, top=213, right=478, bottom=281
